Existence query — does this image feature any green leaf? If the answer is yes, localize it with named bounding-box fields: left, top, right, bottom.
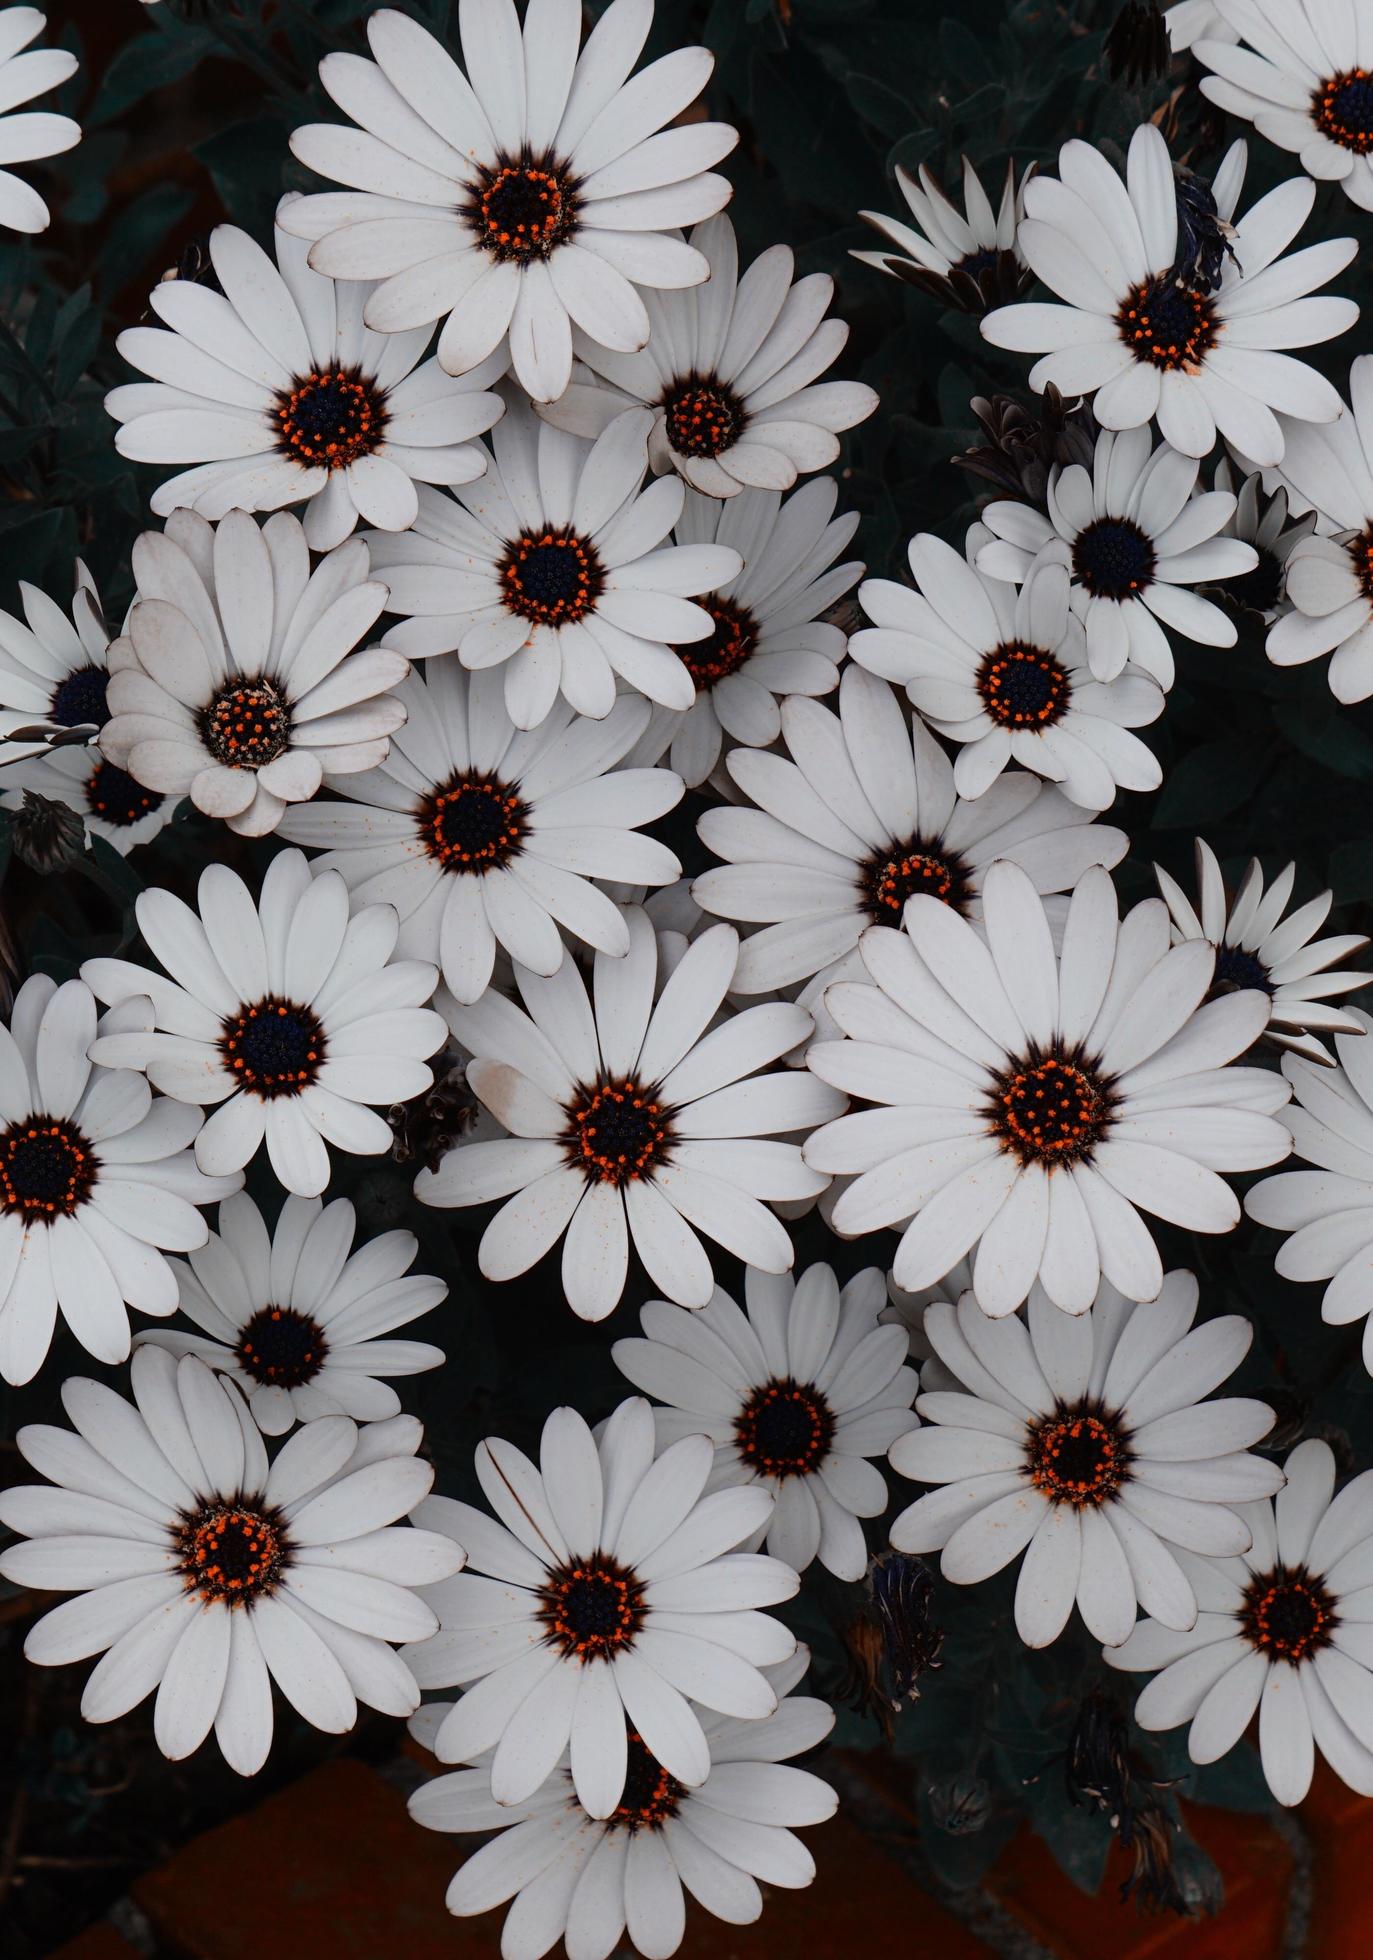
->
left=1154, top=739, right=1266, bottom=828
left=90, top=22, right=218, bottom=126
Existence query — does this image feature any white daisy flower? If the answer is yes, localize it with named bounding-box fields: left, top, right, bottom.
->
left=404, top=1395, right=799, bottom=1817
left=409, top=1647, right=834, bottom=1957
left=276, top=664, right=682, bottom=1006
left=692, top=663, right=1128, bottom=1007
left=1166, top=1, right=1237, bottom=51
left=852, top=157, right=1031, bottom=312
left=851, top=534, right=1165, bottom=810
left=541, top=213, right=879, bottom=498
left=1246, top=1013, right=1373, bottom=1374
left=1197, top=2, right=1373, bottom=213
left=890, top=1279, right=1282, bottom=1650
left=982, top=125, right=1357, bottom=466
left=1107, top=1438, right=1373, bottom=1806
left=0, top=565, right=176, bottom=850
left=641, top=479, right=862, bottom=789
left=613, top=1263, right=917, bottom=1581
left=0, top=8, right=78, bottom=235
left=805, top=859, right=1293, bottom=1315
left=0, top=976, right=240, bottom=1386
left=975, top=425, right=1257, bottom=684
left=365, top=398, right=741, bottom=729
left=280, top=0, right=736, bottom=404
left=106, top=205, right=504, bottom=549
left=1155, top=839, right=1370, bottom=1066
left=80, top=847, right=446, bottom=1200
left=1265, top=356, right=1373, bottom=702
left=416, top=906, right=843, bottom=1320
left=0, top=1347, right=462, bottom=1775
left=98, top=508, right=408, bottom=838
left=1203, top=454, right=1317, bottom=623
left=136, top=1191, right=445, bottom=1435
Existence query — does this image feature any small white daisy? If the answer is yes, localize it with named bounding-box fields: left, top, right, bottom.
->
left=1247, top=1012, right=1373, bottom=1374
left=975, top=425, right=1257, bottom=684
left=692, top=663, right=1128, bottom=1004
left=640, top=478, right=862, bottom=789
left=81, top=847, right=447, bottom=1200
left=365, top=398, right=741, bottom=728
left=889, top=1278, right=1282, bottom=1649
left=99, top=508, right=409, bottom=837
left=0, top=8, right=78, bottom=235
left=0, top=975, right=241, bottom=1386
left=1167, top=1, right=1237, bottom=51
left=1265, top=355, right=1373, bottom=702
left=1197, top=3, right=1373, bottom=213
left=409, top=1647, right=834, bottom=1957
left=851, top=534, right=1165, bottom=810
left=853, top=157, right=1031, bottom=312
left=805, top=859, right=1293, bottom=1314
left=281, top=0, right=736, bottom=403
left=1107, top=1438, right=1373, bottom=1806
left=0, top=1347, right=462, bottom=1775
left=276, top=664, right=682, bottom=1005
left=982, top=125, right=1357, bottom=466
left=1203, top=454, right=1317, bottom=623
left=404, top=1395, right=799, bottom=1816
left=106, top=204, right=504, bottom=548
left=613, top=1262, right=917, bottom=1580
left=1155, top=839, right=1370, bottom=1065
left=541, top=213, right=879, bottom=498
left=136, top=1191, right=445, bottom=1435
left=0, top=565, right=176, bottom=850
left=417, top=906, right=843, bottom=1320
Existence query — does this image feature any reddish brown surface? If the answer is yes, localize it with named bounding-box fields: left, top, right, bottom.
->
left=1303, top=1760, right=1373, bottom=1960
left=49, top=1927, right=140, bottom=1960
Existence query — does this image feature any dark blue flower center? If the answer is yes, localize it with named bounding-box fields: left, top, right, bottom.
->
left=662, top=372, right=747, bottom=459
left=1212, top=944, right=1273, bottom=995
left=1242, top=1565, right=1337, bottom=1662
left=1316, top=70, right=1373, bottom=153
left=275, top=368, right=385, bottom=468
left=420, top=773, right=526, bottom=870
left=236, top=1306, right=328, bottom=1388
left=735, top=1377, right=835, bottom=1477
left=977, top=643, right=1070, bottom=727
left=50, top=665, right=109, bottom=729
left=539, top=1552, right=646, bottom=1660
left=611, top=1732, right=682, bottom=1832
left=86, top=760, right=163, bottom=829
left=0, top=1117, right=95, bottom=1216
left=1072, top=517, right=1157, bottom=600
left=220, top=996, right=326, bottom=1098
left=500, top=529, right=603, bottom=626
left=1117, top=277, right=1217, bottom=371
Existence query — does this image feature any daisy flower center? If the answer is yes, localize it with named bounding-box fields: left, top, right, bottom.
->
left=86, top=759, right=164, bottom=829
left=1211, top=943, right=1273, bottom=997
left=1116, top=278, right=1218, bottom=372
left=1072, top=517, right=1157, bottom=600
left=566, top=1079, right=672, bottom=1185
left=201, top=678, right=292, bottom=772
left=177, top=1502, right=285, bottom=1605
left=1346, top=524, right=1373, bottom=602
left=859, top=837, right=971, bottom=922
left=539, top=1552, right=646, bottom=1660
left=235, top=1305, right=328, bottom=1389
left=472, top=156, right=579, bottom=263
left=49, top=665, right=109, bottom=729
left=1026, top=1402, right=1129, bottom=1506
left=0, top=1117, right=96, bottom=1218
left=1240, top=1566, right=1337, bottom=1663
left=1215, top=546, right=1284, bottom=617
left=220, top=997, right=327, bottom=1099
left=419, top=772, right=527, bottom=872
left=1314, top=70, right=1373, bottom=154
left=735, top=1377, right=836, bottom=1478
left=275, top=368, right=386, bottom=470
left=976, top=642, right=1071, bottom=728
left=500, top=528, right=604, bottom=627
left=990, top=1053, right=1113, bottom=1165
left=661, top=373, right=748, bottom=460
left=677, top=596, right=758, bottom=692
left=610, top=1731, right=683, bottom=1832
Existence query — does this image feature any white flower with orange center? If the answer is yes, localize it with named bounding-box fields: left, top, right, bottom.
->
left=804, top=860, right=1292, bottom=1314
left=889, top=1278, right=1282, bottom=1648
left=0, top=1348, right=463, bottom=1774
left=404, top=1396, right=799, bottom=1818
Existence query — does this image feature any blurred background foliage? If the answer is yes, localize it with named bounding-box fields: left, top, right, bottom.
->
left=1, top=0, right=1370, bottom=1948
